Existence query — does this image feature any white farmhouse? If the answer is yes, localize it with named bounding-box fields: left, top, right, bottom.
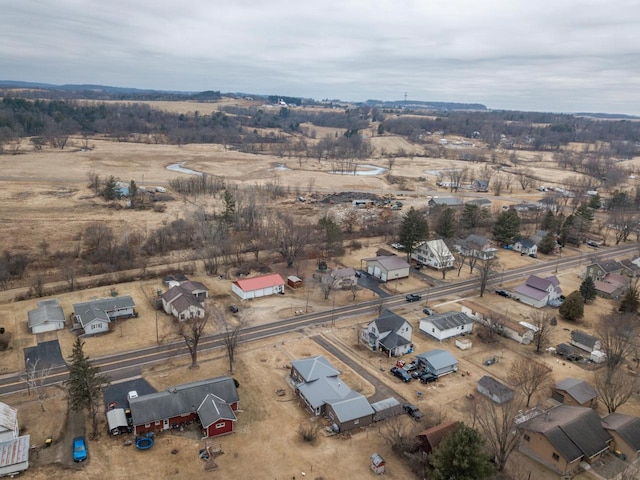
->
left=411, top=239, right=454, bottom=270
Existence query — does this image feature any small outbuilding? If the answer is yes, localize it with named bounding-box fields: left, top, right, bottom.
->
left=27, top=299, right=65, bottom=334
left=419, top=311, right=474, bottom=341
left=370, top=453, right=386, bottom=474
left=477, top=376, right=514, bottom=404
left=551, top=378, right=598, bottom=408
left=286, top=275, right=303, bottom=289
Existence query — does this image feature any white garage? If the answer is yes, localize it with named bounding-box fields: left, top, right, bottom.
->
left=232, top=273, right=285, bottom=300
left=364, top=256, right=410, bottom=283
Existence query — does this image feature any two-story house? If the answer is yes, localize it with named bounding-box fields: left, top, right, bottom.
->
left=361, top=310, right=413, bottom=357
left=513, top=275, right=562, bottom=308
left=411, top=239, right=454, bottom=270
left=455, top=234, right=498, bottom=260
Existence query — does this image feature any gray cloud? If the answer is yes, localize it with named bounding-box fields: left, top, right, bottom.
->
left=1, top=0, right=639, bottom=113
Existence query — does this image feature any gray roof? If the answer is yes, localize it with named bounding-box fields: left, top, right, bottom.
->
left=520, top=406, right=611, bottom=462
left=170, top=293, right=202, bottom=314
left=197, top=393, right=237, bottom=428
left=27, top=299, right=65, bottom=328
left=456, top=234, right=490, bottom=250
left=297, top=375, right=352, bottom=411
left=594, top=260, right=624, bottom=273
left=0, top=402, right=17, bottom=434
left=426, top=311, right=474, bottom=331
left=365, top=256, right=411, bottom=270
left=466, top=198, right=491, bottom=206
left=370, top=397, right=401, bottom=413
left=179, top=280, right=208, bottom=293
left=570, top=330, right=598, bottom=349
left=477, top=375, right=514, bottom=400
left=430, top=197, right=464, bottom=206
left=516, top=238, right=536, bottom=249
left=129, top=376, right=238, bottom=426
left=378, top=331, right=411, bottom=350
left=526, top=275, right=554, bottom=291
left=327, top=391, right=374, bottom=423
left=73, top=295, right=135, bottom=326
left=555, top=378, right=597, bottom=404
left=290, top=355, right=340, bottom=382
left=372, top=310, right=408, bottom=335
left=416, top=349, right=457, bottom=370
left=601, top=413, right=640, bottom=451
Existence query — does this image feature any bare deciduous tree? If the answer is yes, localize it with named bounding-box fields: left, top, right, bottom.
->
left=272, top=213, right=312, bottom=268
left=594, top=367, right=637, bottom=413
left=477, top=256, right=499, bottom=297
left=598, top=312, right=638, bottom=373
left=530, top=311, right=554, bottom=354
left=177, top=311, right=210, bottom=369
left=218, top=311, right=252, bottom=374
left=22, top=358, right=52, bottom=412
left=508, top=357, right=552, bottom=407
left=473, top=396, right=523, bottom=471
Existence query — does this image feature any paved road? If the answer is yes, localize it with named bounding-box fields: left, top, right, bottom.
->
left=1, top=242, right=637, bottom=396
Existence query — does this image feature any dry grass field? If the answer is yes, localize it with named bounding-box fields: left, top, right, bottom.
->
left=2, top=100, right=640, bottom=479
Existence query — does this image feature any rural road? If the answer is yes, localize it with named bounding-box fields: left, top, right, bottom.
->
left=0, top=242, right=637, bottom=397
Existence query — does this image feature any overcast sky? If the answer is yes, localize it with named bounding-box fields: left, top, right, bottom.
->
left=2, top=0, right=640, bottom=114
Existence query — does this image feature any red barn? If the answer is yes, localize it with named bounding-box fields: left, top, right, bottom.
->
left=129, top=377, right=238, bottom=438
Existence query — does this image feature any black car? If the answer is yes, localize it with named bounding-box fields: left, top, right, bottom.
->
left=406, top=294, right=422, bottom=302
left=419, top=372, right=438, bottom=384
left=422, top=307, right=434, bottom=316
left=229, top=305, right=239, bottom=313
left=390, top=366, right=412, bottom=382
left=495, top=289, right=511, bottom=298
left=402, top=403, right=424, bottom=421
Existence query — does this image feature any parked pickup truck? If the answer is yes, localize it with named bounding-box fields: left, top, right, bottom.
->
left=402, top=403, right=424, bottom=421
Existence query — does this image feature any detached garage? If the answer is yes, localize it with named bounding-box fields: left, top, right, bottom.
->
left=363, top=256, right=410, bottom=282
left=416, top=349, right=458, bottom=377
left=232, top=273, right=285, bottom=300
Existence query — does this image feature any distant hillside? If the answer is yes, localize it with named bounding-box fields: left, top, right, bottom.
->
left=575, top=112, right=640, bottom=120
left=361, top=99, right=487, bottom=111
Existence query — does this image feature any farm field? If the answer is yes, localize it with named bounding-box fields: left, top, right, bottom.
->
left=1, top=99, right=640, bottom=480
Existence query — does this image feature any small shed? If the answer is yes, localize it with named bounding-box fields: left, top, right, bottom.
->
left=106, top=408, right=130, bottom=435
left=370, top=453, right=385, bottom=474
left=371, top=397, right=402, bottom=422
left=286, top=276, right=303, bottom=289
left=477, top=376, right=514, bottom=404
left=455, top=338, right=472, bottom=350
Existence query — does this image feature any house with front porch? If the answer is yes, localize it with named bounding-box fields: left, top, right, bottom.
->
left=72, top=295, right=136, bottom=336
left=361, top=310, right=413, bottom=357
left=512, top=238, right=538, bottom=256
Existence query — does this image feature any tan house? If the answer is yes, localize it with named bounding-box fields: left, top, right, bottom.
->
left=601, top=413, right=640, bottom=462
left=517, top=405, right=612, bottom=476
left=363, top=256, right=410, bottom=282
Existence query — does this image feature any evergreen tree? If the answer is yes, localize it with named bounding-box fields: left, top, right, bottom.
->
left=619, top=281, right=640, bottom=314
left=579, top=276, right=597, bottom=303
left=540, top=210, right=557, bottom=233
left=128, top=179, right=138, bottom=207
left=460, top=203, right=488, bottom=230
left=588, top=193, right=602, bottom=210
left=537, top=231, right=557, bottom=254
left=222, top=189, right=236, bottom=225
left=430, top=423, right=494, bottom=480
left=399, top=207, right=429, bottom=260
left=559, top=291, right=584, bottom=321
left=65, top=338, right=110, bottom=438
left=493, top=208, right=520, bottom=245
left=318, top=214, right=344, bottom=257
left=103, top=175, right=117, bottom=200
left=434, top=207, right=458, bottom=239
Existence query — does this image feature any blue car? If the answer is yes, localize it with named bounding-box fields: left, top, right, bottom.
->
left=73, top=436, right=87, bottom=462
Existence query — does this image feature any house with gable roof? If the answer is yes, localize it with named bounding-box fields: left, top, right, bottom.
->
left=27, top=299, right=65, bottom=334
left=471, top=179, right=489, bottom=192
left=411, top=239, right=454, bottom=270
left=601, top=413, right=640, bottom=462
left=0, top=402, right=30, bottom=477
left=517, top=405, right=612, bottom=476
left=232, top=273, right=285, bottom=300
left=551, top=378, right=598, bottom=408
left=454, top=234, right=498, bottom=260
left=419, top=311, right=474, bottom=341
left=416, top=421, right=459, bottom=454
left=584, top=260, right=626, bottom=281
left=72, top=295, right=136, bottom=336
left=569, top=330, right=601, bottom=354
left=290, top=355, right=374, bottom=432
left=512, top=237, right=538, bottom=256
left=161, top=281, right=207, bottom=321
left=593, top=272, right=628, bottom=299
left=361, top=310, right=413, bottom=357
left=513, top=274, right=562, bottom=308
left=129, top=376, right=238, bottom=438
left=321, top=267, right=357, bottom=290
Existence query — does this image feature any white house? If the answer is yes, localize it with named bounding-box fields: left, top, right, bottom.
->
left=455, top=234, right=498, bottom=260
left=232, top=273, right=285, bottom=300
left=27, top=299, right=65, bottom=334
left=72, top=296, right=136, bottom=336
left=419, top=311, right=474, bottom=341
left=513, top=238, right=538, bottom=256
left=477, top=376, right=514, bottom=404
left=0, top=403, right=18, bottom=442
left=570, top=330, right=601, bottom=354
left=322, top=267, right=357, bottom=289
left=161, top=285, right=206, bottom=321
left=513, top=275, right=562, bottom=308
left=416, top=349, right=458, bottom=377
left=0, top=402, right=30, bottom=478
left=361, top=310, right=413, bottom=357
left=364, top=256, right=410, bottom=282
left=411, top=239, right=454, bottom=270
left=461, top=301, right=534, bottom=345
